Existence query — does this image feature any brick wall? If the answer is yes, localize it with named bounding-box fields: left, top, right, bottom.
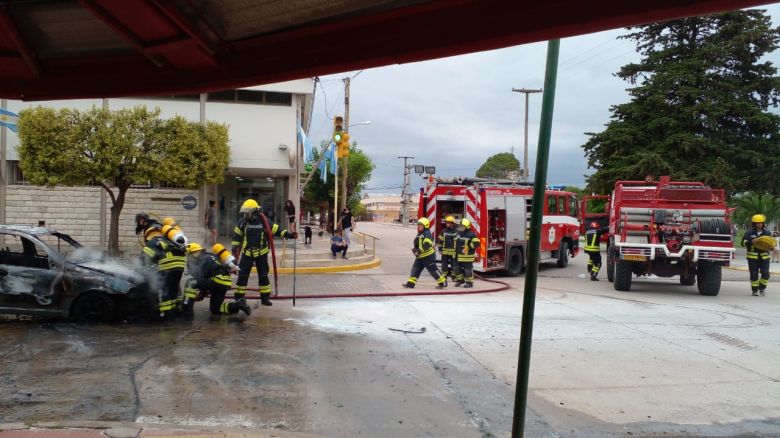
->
left=6, top=185, right=203, bottom=253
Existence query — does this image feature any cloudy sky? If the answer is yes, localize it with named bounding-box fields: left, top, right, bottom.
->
left=308, top=4, right=780, bottom=195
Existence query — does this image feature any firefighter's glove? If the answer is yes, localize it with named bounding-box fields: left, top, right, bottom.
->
left=229, top=267, right=239, bottom=275
left=195, top=290, right=208, bottom=301
left=412, top=249, right=421, bottom=257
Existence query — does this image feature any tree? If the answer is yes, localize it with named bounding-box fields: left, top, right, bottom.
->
left=476, top=152, right=520, bottom=179
left=17, top=106, right=230, bottom=254
left=729, top=192, right=780, bottom=227
left=302, top=142, right=375, bottom=228
left=583, top=10, right=780, bottom=195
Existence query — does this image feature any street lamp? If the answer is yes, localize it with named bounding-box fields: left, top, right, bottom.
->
left=348, top=120, right=372, bottom=128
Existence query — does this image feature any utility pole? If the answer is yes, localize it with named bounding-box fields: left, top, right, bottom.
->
left=340, top=77, right=350, bottom=213
left=398, top=156, right=414, bottom=227
left=511, top=88, right=542, bottom=181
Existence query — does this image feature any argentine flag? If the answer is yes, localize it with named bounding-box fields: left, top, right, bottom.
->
left=0, top=108, right=18, bottom=133
left=297, top=123, right=314, bottom=162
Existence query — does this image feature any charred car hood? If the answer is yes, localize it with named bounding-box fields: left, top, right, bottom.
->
left=74, top=261, right=147, bottom=284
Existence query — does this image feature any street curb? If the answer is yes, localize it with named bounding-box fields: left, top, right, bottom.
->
left=249, top=257, right=382, bottom=274
left=724, top=264, right=780, bottom=275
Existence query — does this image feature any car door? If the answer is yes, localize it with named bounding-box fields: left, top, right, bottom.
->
left=0, top=234, right=61, bottom=307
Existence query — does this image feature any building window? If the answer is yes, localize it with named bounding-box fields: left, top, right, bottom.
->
left=208, top=90, right=237, bottom=102
left=265, top=92, right=292, bottom=105
left=7, top=160, right=27, bottom=185
left=208, top=89, right=292, bottom=106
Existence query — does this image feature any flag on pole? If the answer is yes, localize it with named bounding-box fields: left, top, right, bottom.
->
left=297, top=123, right=314, bottom=162
left=0, top=108, right=19, bottom=133
left=329, top=142, right=338, bottom=175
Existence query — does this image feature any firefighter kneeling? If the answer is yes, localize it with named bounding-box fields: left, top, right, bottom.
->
left=584, top=221, right=609, bottom=281
left=183, top=243, right=250, bottom=316
left=403, top=217, right=447, bottom=289
left=232, top=199, right=296, bottom=306
left=453, top=218, right=480, bottom=288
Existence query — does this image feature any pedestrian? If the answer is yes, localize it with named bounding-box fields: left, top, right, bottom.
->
left=183, top=243, right=250, bottom=316
left=205, top=200, right=217, bottom=246
left=232, top=199, right=297, bottom=306
left=453, top=218, right=480, bottom=288
left=340, top=206, right=354, bottom=246
left=437, top=216, right=458, bottom=280
left=741, top=214, right=772, bottom=296
left=140, top=224, right=186, bottom=319
left=584, top=221, right=609, bottom=281
left=285, top=200, right=297, bottom=235
left=403, top=218, right=447, bottom=289
left=773, top=231, right=780, bottom=263
left=330, top=229, right=348, bottom=259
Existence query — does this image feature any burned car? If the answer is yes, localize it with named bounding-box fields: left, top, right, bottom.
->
left=0, top=225, right=157, bottom=322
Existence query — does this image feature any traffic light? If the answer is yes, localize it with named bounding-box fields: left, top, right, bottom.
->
left=333, top=116, right=344, bottom=143
left=338, top=132, right=350, bottom=158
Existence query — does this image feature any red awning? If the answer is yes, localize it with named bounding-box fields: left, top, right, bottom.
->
left=0, top=0, right=773, bottom=100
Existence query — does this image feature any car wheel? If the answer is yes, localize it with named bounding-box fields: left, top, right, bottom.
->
left=70, top=292, right=116, bottom=323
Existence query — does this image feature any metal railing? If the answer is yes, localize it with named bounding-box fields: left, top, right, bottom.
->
left=352, top=231, right=379, bottom=256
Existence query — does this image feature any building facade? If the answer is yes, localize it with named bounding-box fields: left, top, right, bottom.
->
left=360, top=194, right=420, bottom=223
left=1, top=79, right=314, bottom=252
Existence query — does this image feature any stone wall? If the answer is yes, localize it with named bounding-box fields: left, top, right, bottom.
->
left=6, top=185, right=203, bottom=253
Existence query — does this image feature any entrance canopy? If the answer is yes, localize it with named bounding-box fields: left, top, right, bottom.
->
left=0, top=0, right=773, bottom=100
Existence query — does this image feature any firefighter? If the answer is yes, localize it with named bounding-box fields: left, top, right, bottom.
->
left=403, top=217, right=447, bottom=289
left=184, top=243, right=250, bottom=316
left=584, top=221, right=609, bottom=281
left=437, top=216, right=458, bottom=280
left=141, top=225, right=186, bottom=319
left=232, top=199, right=297, bottom=306
left=453, top=218, right=480, bottom=288
left=742, top=214, right=772, bottom=296
left=135, top=212, right=161, bottom=236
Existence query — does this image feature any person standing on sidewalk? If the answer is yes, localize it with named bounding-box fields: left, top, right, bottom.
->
left=403, top=218, right=447, bottom=289
left=742, top=214, right=772, bottom=296
left=340, top=206, right=354, bottom=246
left=453, top=218, right=480, bottom=288
left=285, top=200, right=297, bottom=235
left=204, top=200, right=218, bottom=246
left=772, top=231, right=780, bottom=263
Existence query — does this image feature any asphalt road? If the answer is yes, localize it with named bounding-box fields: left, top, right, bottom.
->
left=1, top=222, right=779, bottom=437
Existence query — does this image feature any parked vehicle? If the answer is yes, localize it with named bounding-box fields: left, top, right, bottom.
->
left=603, top=176, right=735, bottom=295
left=419, top=178, right=580, bottom=276
left=0, top=225, right=157, bottom=321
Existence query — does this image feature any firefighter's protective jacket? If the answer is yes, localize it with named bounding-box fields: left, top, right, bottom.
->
left=413, top=229, right=436, bottom=259
left=742, top=228, right=773, bottom=260
left=142, top=236, right=186, bottom=271
left=455, top=229, right=480, bottom=262
left=189, top=252, right=232, bottom=288
left=584, top=226, right=609, bottom=253
left=437, top=227, right=458, bottom=256
left=231, top=212, right=292, bottom=257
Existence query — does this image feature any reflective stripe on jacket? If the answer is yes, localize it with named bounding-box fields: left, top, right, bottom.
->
left=455, top=230, right=480, bottom=262
left=414, top=229, right=436, bottom=259
left=743, top=228, right=772, bottom=260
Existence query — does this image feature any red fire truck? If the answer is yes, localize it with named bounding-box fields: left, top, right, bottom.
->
left=418, top=178, right=581, bottom=275
left=604, top=176, right=735, bottom=295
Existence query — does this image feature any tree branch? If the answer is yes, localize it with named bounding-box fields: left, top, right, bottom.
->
left=98, top=181, right=117, bottom=205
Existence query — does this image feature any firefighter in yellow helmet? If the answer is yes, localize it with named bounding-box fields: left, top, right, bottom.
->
left=232, top=199, right=296, bottom=306
left=437, top=215, right=458, bottom=280
left=403, top=217, right=447, bottom=289
left=183, top=243, right=250, bottom=316
left=453, top=218, right=480, bottom=288
left=742, top=214, right=772, bottom=296
left=141, top=222, right=186, bottom=319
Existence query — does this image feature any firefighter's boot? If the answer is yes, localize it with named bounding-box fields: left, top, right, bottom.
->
left=454, top=281, right=464, bottom=287
left=752, top=290, right=759, bottom=296
left=590, top=272, right=599, bottom=281
left=463, top=282, right=473, bottom=289
left=436, top=281, right=448, bottom=290
left=402, top=282, right=415, bottom=288
left=260, top=294, right=273, bottom=306
left=236, top=298, right=252, bottom=316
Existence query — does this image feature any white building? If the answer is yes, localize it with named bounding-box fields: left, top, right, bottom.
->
left=360, top=193, right=420, bottom=223
left=1, top=79, right=314, bottom=251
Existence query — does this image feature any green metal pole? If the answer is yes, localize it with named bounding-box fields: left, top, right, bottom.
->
left=511, top=38, right=560, bottom=438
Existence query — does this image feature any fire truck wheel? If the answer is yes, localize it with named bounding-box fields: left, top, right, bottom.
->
left=614, top=260, right=633, bottom=291
left=696, top=261, right=721, bottom=296
left=606, top=247, right=615, bottom=283
left=556, top=242, right=569, bottom=268
left=506, top=247, right=524, bottom=277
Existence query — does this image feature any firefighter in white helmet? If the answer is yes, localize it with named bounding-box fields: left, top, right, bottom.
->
left=403, top=217, right=447, bottom=289
left=453, top=218, right=480, bottom=288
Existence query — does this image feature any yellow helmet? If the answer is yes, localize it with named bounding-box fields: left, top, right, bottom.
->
left=417, top=217, right=431, bottom=228
left=460, top=218, right=471, bottom=229
left=445, top=216, right=455, bottom=223
left=752, top=214, right=766, bottom=223
left=240, top=199, right=260, bottom=212
left=186, top=243, right=204, bottom=254
left=162, top=217, right=178, bottom=228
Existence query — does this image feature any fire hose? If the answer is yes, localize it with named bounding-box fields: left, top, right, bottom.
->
left=224, top=272, right=513, bottom=301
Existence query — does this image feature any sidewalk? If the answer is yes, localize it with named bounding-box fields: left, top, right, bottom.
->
left=0, top=422, right=319, bottom=438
